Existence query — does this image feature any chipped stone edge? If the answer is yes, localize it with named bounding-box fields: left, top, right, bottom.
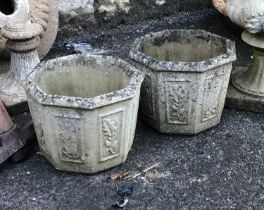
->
left=129, top=29, right=237, bottom=72
left=23, top=54, right=144, bottom=110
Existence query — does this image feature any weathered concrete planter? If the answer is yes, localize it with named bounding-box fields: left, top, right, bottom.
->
left=130, top=29, right=236, bottom=134
left=24, top=54, right=144, bottom=174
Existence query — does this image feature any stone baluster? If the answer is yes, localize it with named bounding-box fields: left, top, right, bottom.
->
left=0, top=20, right=43, bottom=106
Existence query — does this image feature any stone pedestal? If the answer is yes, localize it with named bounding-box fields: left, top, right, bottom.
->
left=226, top=31, right=264, bottom=113
left=0, top=21, right=43, bottom=111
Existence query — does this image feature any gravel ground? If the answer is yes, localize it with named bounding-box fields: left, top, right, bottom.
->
left=1, top=9, right=262, bottom=210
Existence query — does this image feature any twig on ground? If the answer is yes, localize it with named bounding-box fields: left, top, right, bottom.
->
left=124, top=162, right=161, bottom=180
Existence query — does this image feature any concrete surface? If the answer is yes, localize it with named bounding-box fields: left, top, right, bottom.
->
left=1, top=9, right=262, bottom=210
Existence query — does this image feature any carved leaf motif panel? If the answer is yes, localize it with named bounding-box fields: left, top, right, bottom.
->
left=100, top=110, right=124, bottom=162
left=140, top=75, right=155, bottom=119
left=56, top=115, right=83, bottom=163
left=202, top=75, right=224, bottom=121
left=166, top=81, right=190, bottom=125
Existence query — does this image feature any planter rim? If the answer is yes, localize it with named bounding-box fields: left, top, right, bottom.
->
left=129, top=29, right=237, bottom=72
left=24, top=54, right=145, bottom=110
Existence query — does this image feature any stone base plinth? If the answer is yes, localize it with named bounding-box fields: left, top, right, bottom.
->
left=226, top=67, right=264, bottom=113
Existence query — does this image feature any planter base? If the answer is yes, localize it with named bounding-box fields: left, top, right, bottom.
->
left=226, top=67, right=264, bottom=113
left=38, top=151, right=128, bottom=174
left=139, top=115, right=221, bottom=135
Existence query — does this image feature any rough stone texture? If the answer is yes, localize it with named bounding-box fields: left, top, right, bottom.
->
left=232, top=47, right=264, bottom=97
left=0, top=10, right=47, bottom=106
left=0, top=0, right=29, bottom=28
left=59, top=0, right=94, bottom=14
left=226, top=0, right=264, bottom=34
left=1, top=9, right=259, bottom=209
left=59, top=0, right=212, bottom=16
left=97, top=0, right=130, bottom=15
left=0, top=0, right=58, bottom=59
left=226, top=78, right=264, bottom=113
left=29, top=0, right=59, bottom=59
left=129, top=29, right=236, bottom=134
left=24, top=54, right=144, bottom=174
left=223, top=0, right=264, bottom=113
left=59, top=0, right=212, bottom=30
left=94, top=0, right=180, bottom=27
left=0, top=21, right=42, bottom=107
left=226, top=65, right=264, bottom=113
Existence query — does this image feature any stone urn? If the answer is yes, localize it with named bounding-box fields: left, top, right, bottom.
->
left=0, top=20, right=43, bottom=107
left=23, top=54, right=144, bottom=174
left=213, top=0, right=264, bottom=34
left=223, top=0, right=264, bottom=112
left=130, top=29, right=236, bottom=134
left=0, top=0, right=58, bottom=58
left=0, top=0, right=58, bottom=113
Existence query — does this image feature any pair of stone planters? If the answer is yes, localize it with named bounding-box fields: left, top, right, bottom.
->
left=25, top=29, right=236, bottom=174
left=24, top=54, right=144, bottom=174
left=130, top=29, right=236, bottom=134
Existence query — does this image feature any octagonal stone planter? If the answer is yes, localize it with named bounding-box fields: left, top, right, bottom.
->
left=130, top=29, right=236, bottom=134
left=23, top=54, right=144, bottom=174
